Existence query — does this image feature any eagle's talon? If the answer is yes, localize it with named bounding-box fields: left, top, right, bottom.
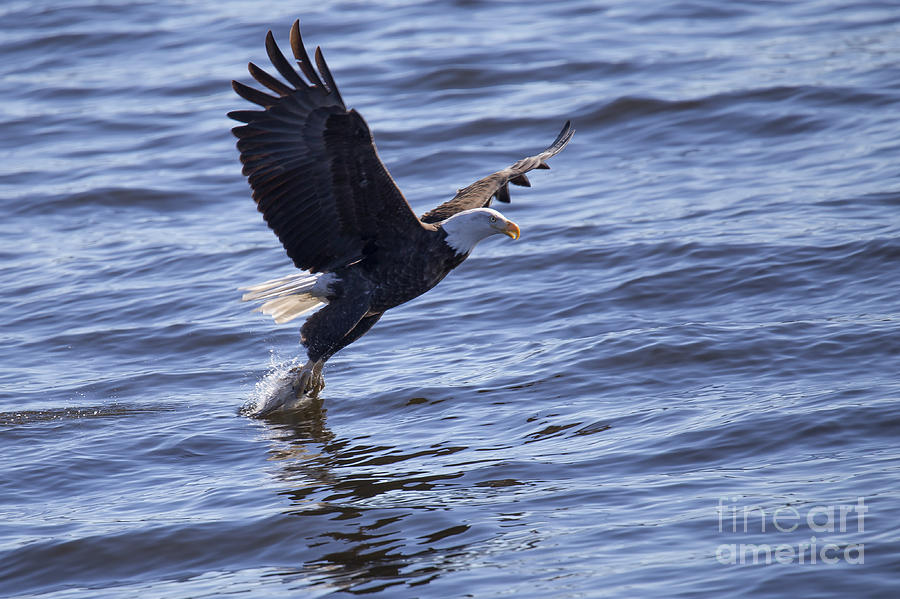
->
left=291, top=361, right=313, bottom=398
left=310, top=361, right=326, bottom=396
left=290, top=360, right=325, bottom=398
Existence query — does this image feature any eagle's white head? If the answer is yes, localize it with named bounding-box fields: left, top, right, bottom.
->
left=440, top=207, right=520, bottom=255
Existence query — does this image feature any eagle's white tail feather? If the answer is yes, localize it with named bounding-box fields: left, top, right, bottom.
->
left=257, top=295, right=324, bottom=324
left=240, top=272, right=318, bottom=301
left=240, top=272, right=333, bottom=324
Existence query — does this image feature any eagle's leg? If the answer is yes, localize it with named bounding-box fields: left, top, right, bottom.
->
left=318, top=312, right=385, bottom=393
left=291, top=311, right=384, bottom=397
left=297, top=291, right=373, bottom=397
left=323, top=312, right=385, bottom=361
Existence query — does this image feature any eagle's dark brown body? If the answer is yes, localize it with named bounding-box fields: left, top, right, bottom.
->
left=302, top=231, right=466, bottom=364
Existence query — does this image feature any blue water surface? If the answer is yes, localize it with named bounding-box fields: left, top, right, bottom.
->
left=1, top=1, right=899, bottom=597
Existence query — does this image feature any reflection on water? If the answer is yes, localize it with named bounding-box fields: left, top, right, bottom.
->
left=262, top=397, right=333, bottom=446
left=257, top=400, right=493, bottom=594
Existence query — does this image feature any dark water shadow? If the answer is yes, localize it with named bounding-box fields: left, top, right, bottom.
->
left=0, top=404, right=177, bottom=426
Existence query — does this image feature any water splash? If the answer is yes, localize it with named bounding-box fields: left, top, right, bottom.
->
left=241, top=352, right=317, bottom=418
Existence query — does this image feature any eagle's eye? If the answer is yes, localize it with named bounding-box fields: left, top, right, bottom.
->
left=489, top=215, right=497, bottom=223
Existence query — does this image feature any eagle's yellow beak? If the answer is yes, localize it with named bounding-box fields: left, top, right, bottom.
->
left=504, top=220, right=520, bottom=240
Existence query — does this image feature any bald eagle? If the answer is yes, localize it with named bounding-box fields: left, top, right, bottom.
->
left=230, top=20, right=573, bottom=407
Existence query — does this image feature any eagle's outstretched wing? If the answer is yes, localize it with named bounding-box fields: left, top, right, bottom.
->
left=229, top=20, right=425, bottom=273
left=419, top=121, right=574, bottom=224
